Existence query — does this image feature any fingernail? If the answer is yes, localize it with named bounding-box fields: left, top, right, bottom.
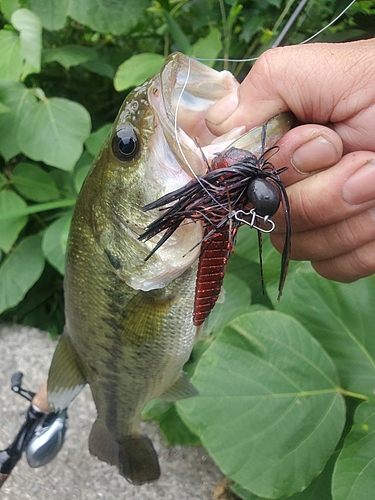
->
left=291, top=136, right=340, bottom=173
left=343, top=161, right=375, bottom=205
left=206, top=91, right=239, bottom=126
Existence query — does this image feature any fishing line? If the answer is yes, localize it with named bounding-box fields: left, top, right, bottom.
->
left=173, top=57, right=230, bottom=213
left=196, top=0, right=357, bottom=63
left=299, top=0, right=356, bottom=45
left=172, top=0, right=357, bottom=241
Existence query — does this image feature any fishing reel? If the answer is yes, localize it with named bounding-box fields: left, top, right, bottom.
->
left=0, top=372, right=68, bottom=486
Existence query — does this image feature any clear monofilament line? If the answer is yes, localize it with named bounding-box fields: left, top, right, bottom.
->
left=196, top=0, right=357, bottom=63
left=174, top=58, right=229, bottom=213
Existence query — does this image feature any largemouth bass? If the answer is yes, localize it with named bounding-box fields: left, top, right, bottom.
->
left=46, top=52, right=292, bottom=485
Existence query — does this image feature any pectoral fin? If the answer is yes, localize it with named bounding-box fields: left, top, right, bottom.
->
left=160, top=372, right=198, bottom=402
left=47, top=332, right=86, bottom=411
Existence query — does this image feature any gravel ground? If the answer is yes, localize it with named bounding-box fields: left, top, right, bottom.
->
left=0, top=325, right=225, bottom=500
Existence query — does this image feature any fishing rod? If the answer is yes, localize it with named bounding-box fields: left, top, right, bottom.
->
left=0, top=372, right=68, bottom=487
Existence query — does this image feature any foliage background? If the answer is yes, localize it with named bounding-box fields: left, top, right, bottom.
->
left=0, top=0, right=375, bottom=499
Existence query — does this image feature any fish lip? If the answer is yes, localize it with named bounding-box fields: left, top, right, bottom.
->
left=151, top=52, right=241, bottom=178
left=152, top=53, right=293, bottom=180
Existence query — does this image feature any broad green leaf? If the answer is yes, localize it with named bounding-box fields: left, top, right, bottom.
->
left=73, top=165, right=91, bottom=194
left=11, top=8, right=42, bottom=75
left=42, top=212, right=72, bottom=274
left=204, top=271, right=252, bottom=335
left=233, top=451, right=338, bottom=499
left=0, top=173, right=8, bottom=190
left=333, top=401, right=375, bottom=500
left=142, top=400, right=200, bottom=446
left=81, top=58, right=115, bottom=79
left=234, top=224, right=270, bottom=264
left=178, top=311, right=345, bottom=499
left=42, top=45, right=98, bottom=69
left=0, top=101, right=10, bottom=113
left=67, top=0, right=148, bottom=35
left=50, top=168, right=76, bottom=197
left=230, top=226, right=276, bottom=306
left=1, top=0, right=22, bottom=20
left=188, top=28, right=222, bottom=65
left=85, top=123, right=111, bottom=157
left=164, top=11, right=191, bottom=52
left=114, top=54, right=165, bottom=91
left=30, top=0, right=68, bottom=30
left=0, top=30, right=23, bottom=82
left=270, top=261, right=375, bottom=396
left=17, top=96, right=91, bottom=170
left=0, top=190, right=28, bottom=252
left=12, top=162, right=60, bottom=202
left=0, top=234, right=45, bottom=314
left=0, top=81, right=37, bottom=159
left=73, top=150, right=93, bottom=193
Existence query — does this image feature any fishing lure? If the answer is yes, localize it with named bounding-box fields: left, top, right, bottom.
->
left=140, top=123, right=291, bottom=325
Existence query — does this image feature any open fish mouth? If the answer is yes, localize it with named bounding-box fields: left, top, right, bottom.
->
left=152, top=52, right=292, bottom=179
left=130, top=53, right=293, bottom=292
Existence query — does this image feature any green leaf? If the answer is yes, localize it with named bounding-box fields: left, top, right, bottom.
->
left=188, top=28, right=223, bottom=64
left=42, top=212, right=72, bottom=274
left=271, top=261, right=375, bottom=396
left=233, top=451, right=339, bottom=499
left=142, top=400, right=200, bottom=446
left=12, top=162, right=60, bottom=202
left=85, top=123, right=111, bottom=157
left=11, top=8, right=42, bottom=75
left=333, top=401, right=375, bottom=500
left=0, top=30, right=23, bottom=82
left=178, top=310, right=345, bottom=498
left=0, top=190, right=28, bottom=252
left=30, top=0, right=68, bottom=30
left=67, top=0, right=149, bottom=35
left=114, top=53, right=165, bottom=91
left=17, top=96, right=91, bottom=171
left=0, top=0, right=22, bottom=21
left=73, top=150, right=93, bottom=193
left=204, top=271, right=252, bottom=336
left=0, top=173, right=8, bottom=190
left=0, top=81, right=37, bottom=160
left=42, top=45, right=98, bottom=69
left=81, top=58, right=115, bottom=79
left=164, top=11, right=191, bottom=52
left=0, top=101, right=10, bottom=113
left=0, top=234, right=45, bottom=314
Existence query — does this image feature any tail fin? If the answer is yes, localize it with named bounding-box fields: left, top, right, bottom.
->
left=89, top=420, right=160, bottom=485
left=118, top=436, right=160, bottom=485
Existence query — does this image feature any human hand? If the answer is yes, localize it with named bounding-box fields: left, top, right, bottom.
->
left=206, top=39, right=375, bottom=282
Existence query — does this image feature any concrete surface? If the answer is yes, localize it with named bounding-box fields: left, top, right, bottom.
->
left=0, top=325, right=225, bottom=500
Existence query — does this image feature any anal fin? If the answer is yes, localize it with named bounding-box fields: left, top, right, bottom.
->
left=47, top=332, right=86, bottom=411
left=160, top=372, right=198, bottom=402
left=89, top=420, right=119, bottom=467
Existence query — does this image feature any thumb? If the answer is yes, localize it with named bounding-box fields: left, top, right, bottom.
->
left=205, top=40, right=371, bottom=136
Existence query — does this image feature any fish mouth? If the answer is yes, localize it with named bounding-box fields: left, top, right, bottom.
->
left=133, top=54, right=293, bottom=293
left=151, top=53, right=292, bottom=179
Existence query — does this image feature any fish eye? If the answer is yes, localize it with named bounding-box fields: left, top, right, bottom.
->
left=112, top=125, right=139, bottom=161
left=247, top=178, right=280, bottom=217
